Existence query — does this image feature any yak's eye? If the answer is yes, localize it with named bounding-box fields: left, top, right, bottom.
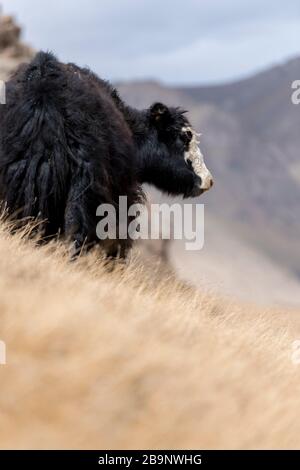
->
left=180, top=130, right=193, bottom=145
left=186, top=130, right=193, bottom=141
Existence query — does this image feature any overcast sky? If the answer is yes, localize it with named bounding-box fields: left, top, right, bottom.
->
left=2, top=0, right=300, bottom=85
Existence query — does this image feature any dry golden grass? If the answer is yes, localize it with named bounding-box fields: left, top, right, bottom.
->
left=0, top=224, right=300, bottom=449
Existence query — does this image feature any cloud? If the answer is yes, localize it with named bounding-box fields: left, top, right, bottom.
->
left=2, top=0, right=300, bottom=84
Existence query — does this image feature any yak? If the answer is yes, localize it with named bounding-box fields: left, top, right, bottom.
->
left=0, top=51, right=213, bottom=259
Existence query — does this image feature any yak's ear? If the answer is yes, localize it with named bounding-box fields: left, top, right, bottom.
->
left=149, top=102, right=171, bottom=129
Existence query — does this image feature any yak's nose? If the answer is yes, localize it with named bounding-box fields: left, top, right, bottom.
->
left=202, top=176, right=214, bottom=192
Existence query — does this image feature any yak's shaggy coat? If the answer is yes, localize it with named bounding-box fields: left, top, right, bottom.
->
left=0, top=52, right=212, bottom=258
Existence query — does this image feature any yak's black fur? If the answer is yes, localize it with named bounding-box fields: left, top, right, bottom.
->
left=0, top=51, right=203, bottom=258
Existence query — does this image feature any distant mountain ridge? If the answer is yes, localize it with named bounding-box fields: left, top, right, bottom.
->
left=118, top=58, right=300, bottom=303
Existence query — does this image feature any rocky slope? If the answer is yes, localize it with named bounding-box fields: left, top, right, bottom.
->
left=0, top=10, right=34, bottom=80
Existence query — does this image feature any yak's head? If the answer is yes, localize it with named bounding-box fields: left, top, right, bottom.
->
left=144, top=102, right=213, bottom=198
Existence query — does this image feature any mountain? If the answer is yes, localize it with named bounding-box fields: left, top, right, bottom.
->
left=118, top=59, right=300, bottom=305
left=0, top=12, right=34, bottom=80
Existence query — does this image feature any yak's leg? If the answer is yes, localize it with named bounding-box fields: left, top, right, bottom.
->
left=102, top=202, right=136, bottom=263
left=65, top=187, right=131, bottom=263
left=64, top=175, right=96, bottom=259
left=103, top=238, right=133, bottom=262
left=65, top=168, right=135, bottom=263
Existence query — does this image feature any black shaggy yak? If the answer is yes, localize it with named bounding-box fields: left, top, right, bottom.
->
left=0, top=52, right=213, bottom=259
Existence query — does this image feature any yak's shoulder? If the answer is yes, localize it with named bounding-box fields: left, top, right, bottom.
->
left=64, top=63, right=125, bottom=110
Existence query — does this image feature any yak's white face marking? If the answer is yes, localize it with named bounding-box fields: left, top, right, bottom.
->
left=183, top=126, right=213, bottom=191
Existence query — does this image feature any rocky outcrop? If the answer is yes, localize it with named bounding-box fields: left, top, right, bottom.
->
left=0, top=9, right=34, bottom=80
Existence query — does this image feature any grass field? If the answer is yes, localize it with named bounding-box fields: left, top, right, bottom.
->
left=0, top=225, right=300, bottom=449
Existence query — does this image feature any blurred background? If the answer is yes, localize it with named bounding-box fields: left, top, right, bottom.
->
left=1, top=0, right=300, bottom=306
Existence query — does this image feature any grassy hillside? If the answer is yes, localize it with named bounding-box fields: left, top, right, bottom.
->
left=0, top=226, right=300, bottom=449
